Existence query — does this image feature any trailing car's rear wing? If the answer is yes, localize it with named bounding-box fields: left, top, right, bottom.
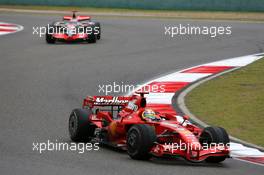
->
left=63, top=11, right=91, bottom=21
left=63, top=16, right=91, bottom=21
left=82, top=96, right=130, bottom=108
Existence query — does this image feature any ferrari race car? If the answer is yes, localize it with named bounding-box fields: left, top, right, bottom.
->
left=46, top=11, right=101, bottom=44
left=68, top=92, right=230, bottom=163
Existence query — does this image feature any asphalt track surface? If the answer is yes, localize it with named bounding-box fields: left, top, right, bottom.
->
left=1, top=12, right=264, bottom=175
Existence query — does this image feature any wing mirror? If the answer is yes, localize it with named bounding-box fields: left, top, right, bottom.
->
left=182, top=115, right=190, bottom=125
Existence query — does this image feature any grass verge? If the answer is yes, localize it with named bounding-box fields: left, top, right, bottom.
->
left=186, top=58, right=264, bottom=147
left=1, top=5, right=264, bottom=21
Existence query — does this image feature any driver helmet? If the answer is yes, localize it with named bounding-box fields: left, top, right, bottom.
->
left=142, top=109, right=158, bottom=121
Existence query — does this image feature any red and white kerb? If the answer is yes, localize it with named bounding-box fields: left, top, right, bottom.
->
left=130, top=53, right=264, bottom=165
left=0, top=22, right=23, bottom=36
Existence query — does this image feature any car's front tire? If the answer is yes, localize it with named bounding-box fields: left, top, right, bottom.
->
left=46, top=33, right=56, bottom=44
left=69, top=108, right=96, bottom=142
left=127, top=124, right=156, bottom=160
left=199, top=126, right=230, bottom=163
left=94, top=22, right=101, bottom=40
left=87, top=32, right=96, bottom=43
left=45, top=25, right=56, bottom=44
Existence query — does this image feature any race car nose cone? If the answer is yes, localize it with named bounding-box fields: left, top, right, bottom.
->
left=190, top=142, right=202, bottom=151
left=67, top=29, right=75, bottom=36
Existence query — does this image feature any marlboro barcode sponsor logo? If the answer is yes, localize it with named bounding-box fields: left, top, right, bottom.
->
left=94, top=97, right=129, bottom=105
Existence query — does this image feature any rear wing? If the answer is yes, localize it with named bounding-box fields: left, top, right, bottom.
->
left=82, top=96, right=130, bottom=108
left=63, top=11, right=91, bottom=21
left=63, top=16, right=91, bottom=21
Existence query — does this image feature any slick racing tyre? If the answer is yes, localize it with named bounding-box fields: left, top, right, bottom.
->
left=94, top=22, right=101, bottom=40
left=87, top=31, right=96, bottom=43
left=127, top=124, right=157, bottom=160
left=45, top=25, right=56, bottom=44
left=69, top=108, right=96, bottom=142
left=46, top=33, right=55, bottom=44
left=199, top=126, right=230, bottom=163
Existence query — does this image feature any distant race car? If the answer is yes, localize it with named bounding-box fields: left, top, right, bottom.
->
left=68, top=92, right=230, bottom=163
left=46, top=11, right=101, bottom=44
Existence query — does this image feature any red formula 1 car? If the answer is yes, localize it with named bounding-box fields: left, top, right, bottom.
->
left=68, top=92, right=230, bottom=163
left=46, top=11, right=101, bottom=44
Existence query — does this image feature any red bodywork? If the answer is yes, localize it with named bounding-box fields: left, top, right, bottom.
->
left=82, top=94, right=229, bottom=162
left=52, top=33, right=89, bottom=41
left=51, top=15, right=93, bottom=41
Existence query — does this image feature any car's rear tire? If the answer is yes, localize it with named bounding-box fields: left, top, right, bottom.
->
left=69, top=108, right=96, bottom=142
left=199, top=126, right=230, bottom=163
left=127, top=124, right=156, bottom=160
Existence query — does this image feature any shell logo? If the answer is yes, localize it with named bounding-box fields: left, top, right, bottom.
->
left=109, top=121, right=118, bottom=136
